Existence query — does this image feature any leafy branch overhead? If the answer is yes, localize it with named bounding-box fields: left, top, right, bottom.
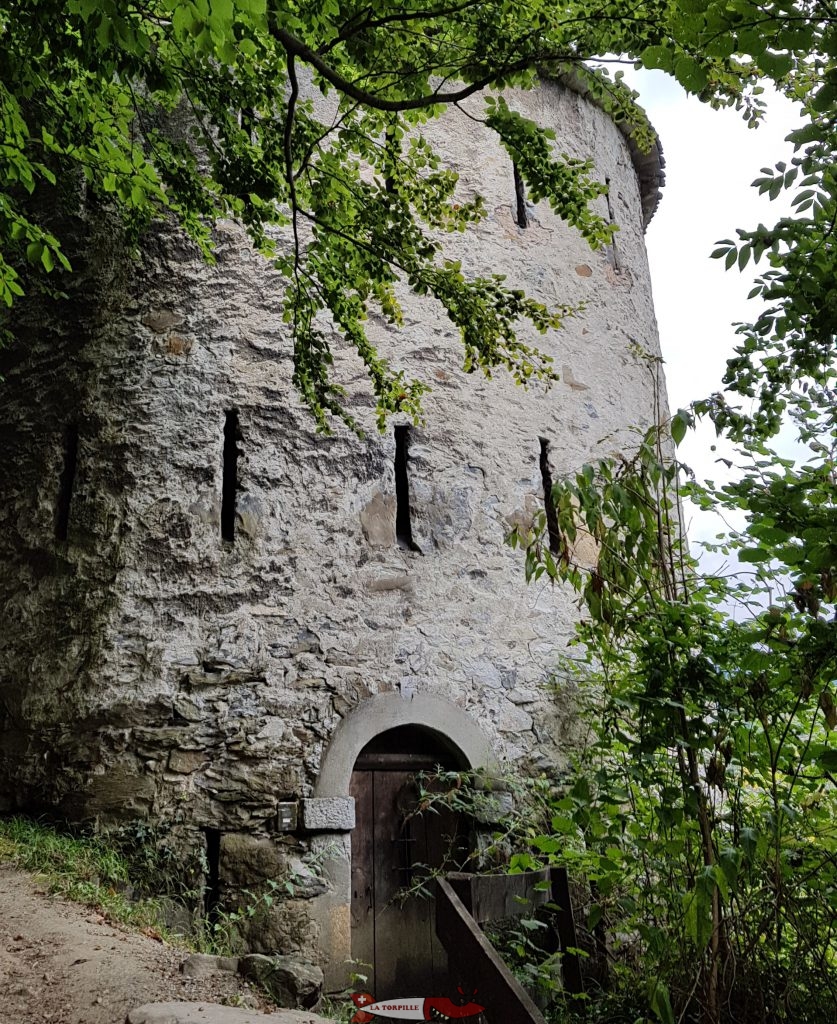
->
left=1, top=1, right=835, bottom=429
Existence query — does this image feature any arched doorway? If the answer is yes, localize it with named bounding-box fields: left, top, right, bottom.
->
left=350, top=724, right=467, bottom=997
left=310, top=694, right=497, bottom=992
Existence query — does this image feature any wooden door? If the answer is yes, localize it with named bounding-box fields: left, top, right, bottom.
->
left=350, top=768, right=460, bottom=997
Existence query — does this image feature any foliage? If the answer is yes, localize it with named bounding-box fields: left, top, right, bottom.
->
left=0, top=815, right=176, bottom=935
left=0, top=815, right=302, bottom=958
left=500, top=23, right=837, bottom=992
left=202, top=877, right=290, bottom=955
left=506, top=371, right=837, bottom=1024
left=701, top=94, right=837, bottom=441
left=484, top=912, right=564, bottom=1004
left=2, top=2, right=835, bottom=428
left=102, top=818, right=209, bottom=901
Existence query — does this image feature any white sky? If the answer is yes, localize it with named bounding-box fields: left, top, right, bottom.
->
left=620, top=68, right=803, bottom=561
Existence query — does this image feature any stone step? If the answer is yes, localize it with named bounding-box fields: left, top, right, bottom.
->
left=127, top=1002, right=338, bottom=1024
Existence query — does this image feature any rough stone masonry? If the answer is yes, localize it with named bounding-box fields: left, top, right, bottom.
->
left=0, top=76, right=665, bottom=981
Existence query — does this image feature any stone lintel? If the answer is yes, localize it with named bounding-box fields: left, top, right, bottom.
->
left=301, top=797, right=355, bottom=832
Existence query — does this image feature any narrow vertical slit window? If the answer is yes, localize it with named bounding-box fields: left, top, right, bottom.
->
left=604, top=177, right=620, bottom=271
left=221, top=410, right=239, bottom=543
left=55, top=422, right=79, bottom=541
left=204, top=828, right=222, bottom=925
left=394, top=425, right=421, bottom=552
left=539, top=437, right=561, bottom=555
left=384, top=122, right=397, bottom=194
left=513, top=163, right=528, bottom=228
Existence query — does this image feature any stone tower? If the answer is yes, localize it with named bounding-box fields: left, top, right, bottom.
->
left=0, top=78, right=664, bottom=989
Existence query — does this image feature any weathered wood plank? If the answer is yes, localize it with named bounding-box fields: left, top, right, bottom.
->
left=550, top=867, right=583, bottom=996
left=435, top=878, right=547, bottom=1024
left=423, top=801, right=460, bottom=989
left=444, top=870, right=551, bottom=924
left=443, top=869, right=585, bottom=997
left=350, top=771, right=375, bottom=978
left=353, top=751, right=450, bottom=770
left=373, top=770, right=434, bottom=996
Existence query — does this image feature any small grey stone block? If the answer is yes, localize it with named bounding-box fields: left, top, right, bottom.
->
left=301, top=797, right=355, bottom=832
left=180, top=953, right=240, bottom=978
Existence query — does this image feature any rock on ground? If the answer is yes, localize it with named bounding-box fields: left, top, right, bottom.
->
left=180, top=954, right=240, bottom=979
left=238, top=954, right=323, bottom=1008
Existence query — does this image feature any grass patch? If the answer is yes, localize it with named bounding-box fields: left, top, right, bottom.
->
left=0, top=815, right=179, bottom=937
left=0, top=816, right=263, bottom=957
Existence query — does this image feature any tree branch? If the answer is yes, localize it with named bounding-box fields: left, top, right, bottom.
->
left=270, top=23, right=574, bottom=112
left=322, top=0, right=485, bottom=53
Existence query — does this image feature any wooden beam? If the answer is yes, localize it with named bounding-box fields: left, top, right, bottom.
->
left=440, top=870, right=585, bottom=1000
left=435, top=878, right=547, bottom=1024
left=550, top=867, right=583, bottom=996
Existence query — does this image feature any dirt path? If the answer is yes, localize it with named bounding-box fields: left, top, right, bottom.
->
left=0, top=866, right=270, bottom=1024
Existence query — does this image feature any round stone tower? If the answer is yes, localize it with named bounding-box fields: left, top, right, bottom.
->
left=0, top=78, right=664, bottom=988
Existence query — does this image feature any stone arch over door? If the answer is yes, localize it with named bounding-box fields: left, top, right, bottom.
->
left=309, top=694, right=497, bottom=991
left=314, top=693, right=496, bottom=799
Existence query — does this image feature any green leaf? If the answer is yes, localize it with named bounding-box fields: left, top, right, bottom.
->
left=211, top=0, right=233, bottom=24
left=640, top=46, right=673, bottom=73
left=818, top=748, right=837, bottom=771
left=740, top=827, right=758, bottom=861
left=738, top=547, right=771, bottom=563
left=648, top=980, right=675, bottom=1024
left=759, top=52, right=793, bottom=79
left=719, top=848, right=740, bottom=890
left=674, top=56, right=709, bottom=94
left=712, top=863, right=729, bottom=902
left=671, top=411, right=689, bottom=446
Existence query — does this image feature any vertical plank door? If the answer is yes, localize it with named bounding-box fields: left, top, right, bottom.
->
left=350, top=769, right=459, bottom=998
left=350, top=770, right=376, bottom=980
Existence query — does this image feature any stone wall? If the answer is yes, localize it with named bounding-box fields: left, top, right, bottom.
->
left=0, top=77, right=665, bottom=975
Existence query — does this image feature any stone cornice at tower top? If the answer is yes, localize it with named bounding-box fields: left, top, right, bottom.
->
left=549, top=66, right=666, bottom=229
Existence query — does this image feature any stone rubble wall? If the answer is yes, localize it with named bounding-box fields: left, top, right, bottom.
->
left=0, top=78, right=666, bottom=967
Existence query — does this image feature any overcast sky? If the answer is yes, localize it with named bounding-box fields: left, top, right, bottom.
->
left=629, top=69, right=800, bottom=410
left=619, top=68, right=802, bottom=561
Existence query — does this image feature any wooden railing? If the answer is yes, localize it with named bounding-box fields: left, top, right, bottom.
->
left=435, top=868, right=583, bottom=1024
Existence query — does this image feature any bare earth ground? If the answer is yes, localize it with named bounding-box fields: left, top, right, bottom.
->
left=0, top=866, right=273, bottom=1024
